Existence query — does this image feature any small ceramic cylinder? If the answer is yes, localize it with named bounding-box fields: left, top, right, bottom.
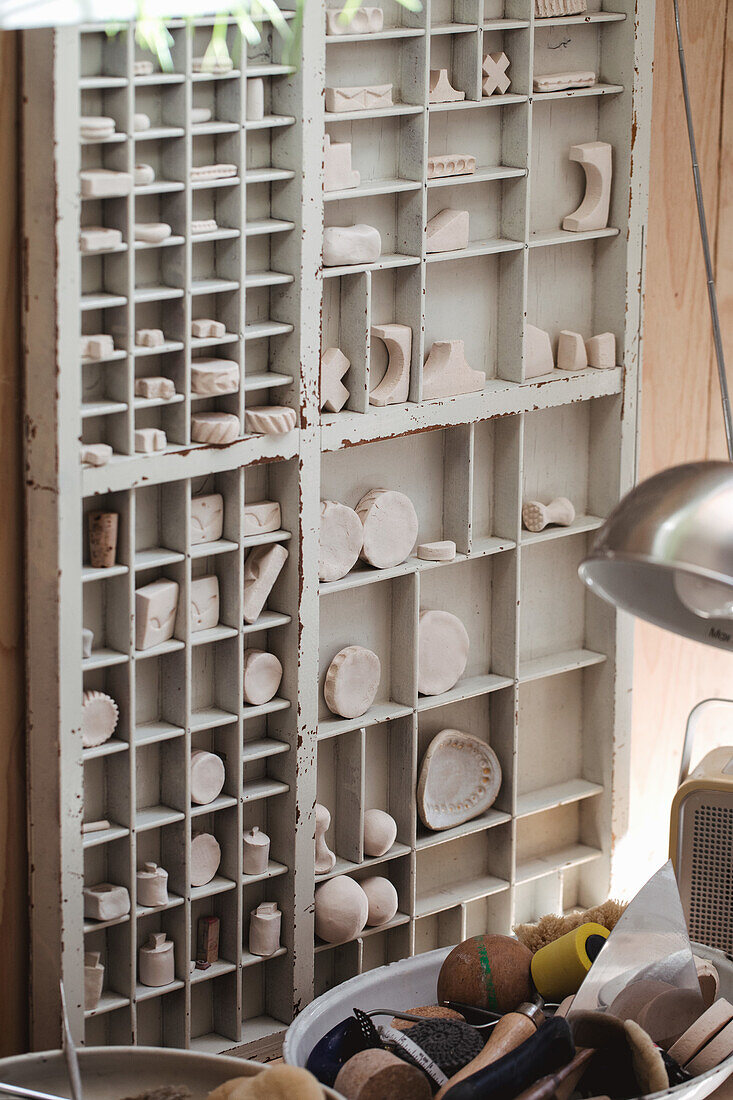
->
left=88, top=511, right=119, bottom=568
left=139, top=931, right=175, bottom=987
left=136, top=862, right=169, bottom=908
left=249, top=902, right=282, bottom=956
left=243, top=826, right=270, bottom=877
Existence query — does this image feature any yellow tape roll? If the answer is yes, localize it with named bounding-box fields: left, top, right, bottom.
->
left=530, top=922, right=610, bottom=1002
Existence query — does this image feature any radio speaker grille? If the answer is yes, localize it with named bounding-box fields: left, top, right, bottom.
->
left=686, top=798, right=733, bottom=954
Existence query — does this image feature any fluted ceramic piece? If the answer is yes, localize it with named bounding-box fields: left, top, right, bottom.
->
left=356, top=488, right=419, bottom=569
left=418, top=609, right=470, bottom=696
left=324, top=645, right=381, bottom=719
left=249, top=902, right=282, bottom=956
left=522, top=497, right=575, bottom=533
left=319, top=500, right=363, bottom=582
left=190, top=358, right=240, bottom=396
left=315, top=876, right=369, bottom=943
left=137, top=862, right=169, bottom=908
left=244, top=405, right=297, bottom=435
left=417, top=729, right=502, bottom=831
left=139, top=931, right=175, bottom=987
left=315, top=803, right=337, bottom=874
left=363, top=808, right=397, bottom=858
left=243, top=826, right=270, bottom=877
left=81, top=690, right=119, bottom=748
left=191, top=411, right=240, bottom=445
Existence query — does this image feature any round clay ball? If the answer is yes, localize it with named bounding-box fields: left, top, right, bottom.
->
left=356, top=488, right=419, bottom=569
left=363, top=808, right=397, bottom=858
left=190, top=832, right=221, bottom=887
left=243, top=648, right=283, bottom=706
left=418, top=609, right=470, bottom=696
left=324, top=645, right=381, bottom=719
left=190, top=750, right=226, bottom=805
left=314, top=876, right=369, bottom=943
left=361, top=875, right=398, bottom=927
left=320, top=500, right=364, bottom=582
left=437, top=934, right=533, bottom=1013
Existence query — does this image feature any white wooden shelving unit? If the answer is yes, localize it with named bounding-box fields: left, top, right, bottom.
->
left=23, top=0, right=654, bottom=1059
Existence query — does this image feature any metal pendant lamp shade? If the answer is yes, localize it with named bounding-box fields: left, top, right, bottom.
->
left=579, top=0, right=733, bottom=647
left=579, top=462, right=733, bottom=649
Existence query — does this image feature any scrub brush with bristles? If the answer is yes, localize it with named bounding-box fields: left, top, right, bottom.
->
left=513, top=899, right=626, bottom=953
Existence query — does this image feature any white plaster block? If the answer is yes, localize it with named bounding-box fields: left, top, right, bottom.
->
left=426, top=208, right=469, bottom=253
left=192, top=318, right=226, bottom=339
left=362, top=875, right=398, bottom=926
left=191, top=832, right=221, bottom=887
left=249, top=902, right=282, bottom=956
left=81, top=334, right=115, bottom=360
left=524, top=324, right=555, bottom=378
left=482, top=52, right=511, bottom=96
left=325, top=84, right=393, bottom=113
left=134, top=60, right=154, bottom=76
left=193, top=56, right=233, bottom=74
left=81, top=443, right=112, bottom=468
left=134, top=112, right=151, bottom=131
left=315, top=877, right=368, bottom=943
left=135, top=222, right=172, bottom=243
left=243, top=649, right=283, bottom=706
left=419, top=606, right=470, bottom=695
left=139, top=931, right=175, bottom=987
left=191, top=575, right=219, bottom=632
left=244, top=500, right=281, bottom=537
left=137, top=862, right=169, bottom=908
left=85, top=953, right=104, bottom=1012
left=533, top=71, right=596, bottom=92
left=243, top=826, right=270, bottom=877
left=190, top=163, right=237, bottom=182
left=135, top=427, right=167, bottom=453
left=83, top=882, right=130, bottom=922
left=320, top=500, right=364, bottom=582
left=321, top=347, right=351, bottom=412
left=563, top=141, right=613, bottom=232
left=135, top=328, right=165, bottom=348
left=422, top=339, right=486, bottom=400
left=243, top=543, right=289, bottom=624
left=244, top=405, right=297, bottom=435
left=417, top=540, right=456, bottom=561
left=192, top=218, right=218, bottom=235
left=82, top=690, right=119, bottom=748
left=522, top=497, right=576, bottom=532
left=80, top=226, right=123, bottom=253
left=370, top=323, right=411, bottom=406
left=557, top=330, right=588, bottom=372
left=535, top=0, right=587, bottom=14
left=324, top=134, right=360, bottom=193
left=429, top=69, right=465, bottom=104
left=315, top=803, right=336, bottom=874
left=246, top=77, right=265, bottom=121
left=191, top=107, right=212, bottom=124
left=135, top=578, right=179, bottom=651
left=80, top=169, right=133, bottom=198
left=191, top=494, right=224, bottom=545
left=324, top=645, right=381, bottom=719
left=191, top=357, right=240, bottom=395
left=323, top=223, right=381, bottom=266
left=586, top=331, right=616, bottom=369
left=190, top=749, right=226, bottom=805
left=326, top=6, right=384, bottom=33
left=356, top=488, right=419, bottom=568
left=134, top=163, right=156, bottom=186
left=82, top=628, right=94, bottom=659
left=363, top=809, right=397, bottom=858
left=135, top=376, right=175, bottom=400
left=80, top=116, right=115, bottom=141
left=191, top=411, right=240, bottom=444
left=427, top=154, right=476, bottom=180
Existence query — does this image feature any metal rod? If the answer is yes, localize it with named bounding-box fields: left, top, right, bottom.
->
left=0, top=1085, right=68, bottom=1100
left=673, top=0, right=733, bottom=460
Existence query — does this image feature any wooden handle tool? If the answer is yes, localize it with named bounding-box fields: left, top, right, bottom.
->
left=435, top=1003, right=544, bottom=1099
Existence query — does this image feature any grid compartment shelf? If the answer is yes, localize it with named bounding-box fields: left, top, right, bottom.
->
left=515, top=844, right=603, bottom=885
left=534, top=11, right=626, bottom=26
left=415, top=875, right=509, bottom=919
left=515, top=779, right=603, bottom=820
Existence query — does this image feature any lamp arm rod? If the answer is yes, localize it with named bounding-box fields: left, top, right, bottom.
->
left=673, top=0, right=733, bottom=461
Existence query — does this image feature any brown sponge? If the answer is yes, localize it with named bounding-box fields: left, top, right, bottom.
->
left=514, top=900, right=626, bottom=953
left=207, top=1068, right=324, bottom=1100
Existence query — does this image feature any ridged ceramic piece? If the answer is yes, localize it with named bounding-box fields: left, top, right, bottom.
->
left=244, top=405, right=297, bottom=435
left=81, top=690, right=119, bottom=748
left=417, top=729, right=502, bottom=830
